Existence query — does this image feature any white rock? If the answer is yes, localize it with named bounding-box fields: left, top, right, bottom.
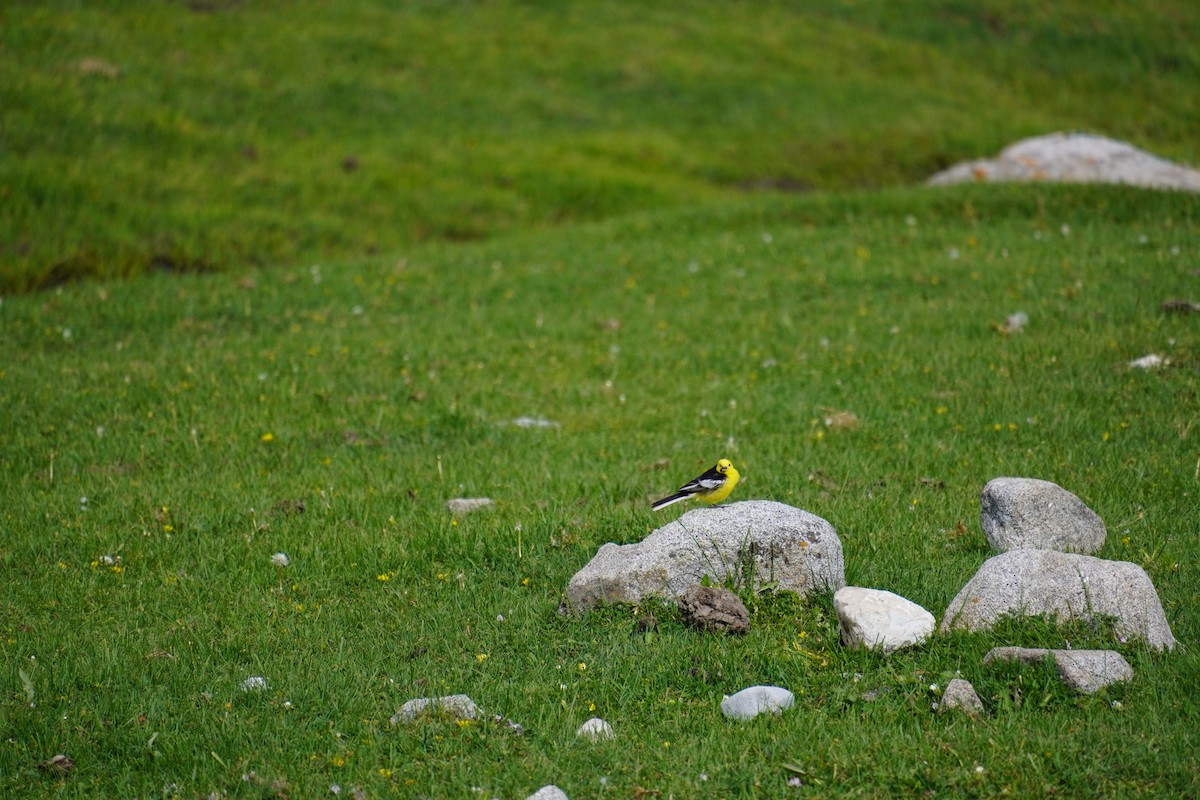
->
left=446, top=498, right=494, bottom=515
left=390, top=694, right=525, bottom=734
left=240, top=675, right=268, bottom=692
left=979, top=477, right=1106, bottom=554
left=1128, top=354, right=1163, bottom=369
left=510, top=416, right=560, bottom=429
left=526, top=786, right=569, bottom=800
left=928, top=133, right=1200, bottom=192
left=941, top=549, right=1176, bottom=651
left=390, top=694, right=478, bottom=725
left=575, top=717, right=614, bottom=741
left=1004, top=311, right=1029, bottom=333
left=834, top=587, right=935, bottom=655
left=565, top=501, right=844, bottom=612
left=984, top=647, right=1134, bottom=694
left=720, top=685, right=795, bottom=720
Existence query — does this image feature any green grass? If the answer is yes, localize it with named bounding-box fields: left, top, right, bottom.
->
left=2, top=184, right=1198, bottom=797
left=4, top=2, right=1200, bottom=795
left=3, top=0, right=1199, bottom=290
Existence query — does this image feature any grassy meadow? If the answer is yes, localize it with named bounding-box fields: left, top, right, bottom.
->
left=3, top=184, right=1199, bottom=797
left=3, top=1, right=1200, bottom=798
left=2, top=0, right=1199, bottom=291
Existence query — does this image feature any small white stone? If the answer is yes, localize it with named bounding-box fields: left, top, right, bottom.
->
left=510, top=416, right=560, bottom=429
left=240, top=675, right=268, bottom=692
left=720, top=685, right=795, bottom=720
left=446, top=498, right=494, bottom=515
left=1005, top=311, right=1029, bottom=333
left=834, top=586, right=935, bottom=655
left=526, top=786, right=569, bottom=800
left=1128, top=354, right=1163, bottom=369
left=576, top=717, right=614, bottom=741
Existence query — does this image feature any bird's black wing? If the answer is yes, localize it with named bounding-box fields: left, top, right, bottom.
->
left=677, top=464, right=726, bottom=494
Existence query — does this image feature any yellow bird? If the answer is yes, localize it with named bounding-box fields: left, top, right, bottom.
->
left=651, top=458, right=741, bottom=511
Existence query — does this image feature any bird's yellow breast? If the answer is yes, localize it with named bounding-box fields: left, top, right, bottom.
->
left=702, top=464, right=740, bottom=504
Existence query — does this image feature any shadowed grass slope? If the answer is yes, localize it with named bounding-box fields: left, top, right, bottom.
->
left=3, top=0, right=1198, bottom=290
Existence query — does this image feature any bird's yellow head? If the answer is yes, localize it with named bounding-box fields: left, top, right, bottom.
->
left=716, top=458, right=733, bottom=473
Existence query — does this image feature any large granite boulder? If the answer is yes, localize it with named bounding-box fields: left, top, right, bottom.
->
left=565, top=501, right=844, bottom=612
left=928, top=133, right=1200, bottom=192
left=980, top=477, right=1105, bottom=554
left=940, top=549, right=1176, bottom=651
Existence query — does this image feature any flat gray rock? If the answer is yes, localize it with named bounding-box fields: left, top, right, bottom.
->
left=565, top=501, right=844, bottom=612
left=940, top=678, right=984, bottom=715
left=984, top=647, right=1134, bottom=694
left=928, top=133, right=1200, bottom=192
left=391, top=694, right=479, bottom=725
left=678, top=584, right=750, bottom=634
left=834, top=586, right=935, bottom=655
left=940, top=549, right=1176, bottom=651
left=390, top=694, right=524, bottom=733
left=980, top=477, right=1105, bottom=554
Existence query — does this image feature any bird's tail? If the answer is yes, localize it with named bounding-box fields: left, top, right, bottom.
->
left=650, top=492, right=689, bottom=511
